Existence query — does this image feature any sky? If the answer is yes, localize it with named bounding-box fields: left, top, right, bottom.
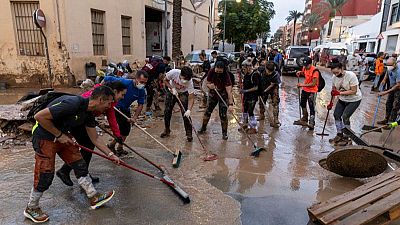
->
left=269, top=0, right=305, bottom=35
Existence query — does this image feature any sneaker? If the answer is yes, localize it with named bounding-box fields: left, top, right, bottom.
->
left=89, top=190, right=115, bottom=210
left=334, top=138, right=352, bottom=146
left=187, top=136, right=193, bottom=142
left=160, top=130, right=170, bottom=138
left=24, top=207, right=49, bottom=223
left=377, top=119, right=388, bottom=125
left=56, top=169, right=73, bottom=186
left=116, top=147, right=128, bottom=156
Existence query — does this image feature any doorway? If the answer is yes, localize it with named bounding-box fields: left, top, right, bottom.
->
left=145, top=7, right=163, bottom=57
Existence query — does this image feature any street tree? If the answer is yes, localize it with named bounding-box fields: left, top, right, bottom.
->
left=216, top=0, right=275, bottom=51
left=172, top=0, right=182, bottom=60
left=303, top=13, right=322, bottom=46
left=286, top=10, right=303, bottom=45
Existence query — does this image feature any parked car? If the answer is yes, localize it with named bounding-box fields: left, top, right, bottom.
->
left=319, top=43, right=349, bottom=68
left=282, top=46, right=312, bottom=74
left=185, top=50, right=220, bottom=67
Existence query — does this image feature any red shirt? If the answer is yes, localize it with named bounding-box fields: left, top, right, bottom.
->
left=81, top=84, right=121, bottom=137
left=301, top=66, right=319, bottom=93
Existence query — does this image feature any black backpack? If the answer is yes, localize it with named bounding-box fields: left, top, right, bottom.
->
left=27, top=92, right=76, bottom=122
left=313, top=69, right=325, bottom=92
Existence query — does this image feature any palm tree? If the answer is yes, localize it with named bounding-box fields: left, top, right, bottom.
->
left=303, top=13, right=322, bottom=46
left=319, top=0, right=348, bottom=41
left=286, top=10, right=303, bottom=45
left=172, top=0, right=182, bottom=61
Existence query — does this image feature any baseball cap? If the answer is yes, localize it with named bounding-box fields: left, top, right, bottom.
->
left=302, top=57, right=312, bottom=66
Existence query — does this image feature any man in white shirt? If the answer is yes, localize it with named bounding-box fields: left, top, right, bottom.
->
left=160, top=66, right=195, bottom=142
left=346, top=51, right=362, bottom=75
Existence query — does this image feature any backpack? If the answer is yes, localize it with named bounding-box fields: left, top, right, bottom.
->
left=142, top=56, right=163, bottom=75
left=27, top=92, right=76, bottom=122
left=314, top=69, right=325, bottom=92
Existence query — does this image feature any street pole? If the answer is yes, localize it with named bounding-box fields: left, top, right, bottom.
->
left=223, top=0, right=226, bottom=52
left=39, top=27, right=52, bottom=88
left=164, top=0, right=168, bottom=56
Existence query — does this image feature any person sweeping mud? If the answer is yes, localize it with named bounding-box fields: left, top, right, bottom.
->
left=294, top=57, right=319, bottom=130
left=25, top=86, right=121, bottom=223
left=377, top=57, right=400, bottom=125
left=328, top=60, right=362, bottom=146
left=160, top=66, right=195, bottom=142
left=104, top=70, right=148, bottom=155
left=240, top=59, right=260, bottom=133
left=198, top=61, right=234, bottom=140
left=56, top=81, right=127, bottom=186
left=259, top=61, right=281, bottom=128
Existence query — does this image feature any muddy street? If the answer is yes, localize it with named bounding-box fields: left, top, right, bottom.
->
left=0, top=68, right=399, bottom=225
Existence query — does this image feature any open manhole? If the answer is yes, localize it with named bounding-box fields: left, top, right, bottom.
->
left=319, top=146, right=388, bottom=178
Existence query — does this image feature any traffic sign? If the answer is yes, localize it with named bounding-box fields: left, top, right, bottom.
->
left=377, top=33, right=384, bottom=40
left=33, top=9, right=46, bottom=28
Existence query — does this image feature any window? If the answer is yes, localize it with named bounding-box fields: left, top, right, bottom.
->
left=11, top=1, right=44, bottom=56
left=91, top=9, right=105, bottom=55
left=390, top=3, right=399, bottom=25
left=386, top=35, right=399, bottom=52
left=121, top=16, right=131, bottom=55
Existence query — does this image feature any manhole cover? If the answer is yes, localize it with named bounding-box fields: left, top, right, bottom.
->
left=320, top=146, right=387, bottom=178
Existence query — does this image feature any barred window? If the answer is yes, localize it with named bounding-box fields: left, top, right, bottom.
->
left=91, top=9, right=105, bottom=55
left=121, top=16, right=131, bottom=55
left=11, top=1, right=45, bottom=56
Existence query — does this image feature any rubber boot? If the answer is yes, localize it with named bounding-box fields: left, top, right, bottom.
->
left=271, top=107, right=280, bottom=128
left=198, top=116, right=210, bottom=134
left=308, top=115, right=315, bottom=130
left=294, top=108, right=308, bottom=126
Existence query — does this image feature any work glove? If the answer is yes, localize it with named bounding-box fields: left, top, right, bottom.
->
left=115, top=136, right=124, bottom=145
left=327, top=102, right=333, bottom=110
left=331, top=89, right=341, bottom=97
left=171, top=88, right=178, bottom=96
left=184, top=110, right=191, bottom=118
left=388, top=121, right=399, bottom=129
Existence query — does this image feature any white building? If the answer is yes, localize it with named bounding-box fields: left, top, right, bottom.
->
left=348, top=12, right=382, bottom=53
left=380, top=0, right=400, bottom=54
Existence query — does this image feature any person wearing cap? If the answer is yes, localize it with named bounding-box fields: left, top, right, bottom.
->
left=240, top=59, right=260, bottom=133
left=294, top=57, right=319, bottom=130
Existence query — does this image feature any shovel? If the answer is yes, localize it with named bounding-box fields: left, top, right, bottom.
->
left=214, top=89, right=265, bottom=157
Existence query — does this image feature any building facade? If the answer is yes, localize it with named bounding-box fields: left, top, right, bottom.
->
left=0, top=0, right=211, bottom=87
left=380, top=0, right=400, bottom=54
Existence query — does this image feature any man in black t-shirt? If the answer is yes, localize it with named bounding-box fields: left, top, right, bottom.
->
left=258, top=61, right=280, bottom=127
left=24, top=86, right=121, bottom=223
left=145, top=56, right=171, bottom=112
left=240, top=59, right=260, bottom=133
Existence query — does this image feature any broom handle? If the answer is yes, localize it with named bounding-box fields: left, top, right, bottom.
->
left=113, top=107, right=175, bottom=155
left=297, top=76, right=302, bottom=119
left=77, top=143, right=174, bottom=186
left=258, top=96, right=272, bottom=120
left=321, top=96, right=334, bottom=135
left=371, top=95, right=381, bottom=127
left=214, top=89, right=257, bottom=147
left=97, top=125, right=165, bottom=173
left=173, top=94, right=210, bottom=155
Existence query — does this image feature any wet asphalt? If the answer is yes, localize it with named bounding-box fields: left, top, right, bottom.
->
left=0, top=67, right=400, bottom=225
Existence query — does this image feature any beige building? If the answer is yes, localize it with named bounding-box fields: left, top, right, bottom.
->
left=0, top=0, right=212, bottom=87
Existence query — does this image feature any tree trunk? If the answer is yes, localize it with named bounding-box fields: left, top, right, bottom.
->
left=309, top=30, right=312, bottom=46
left=172, top=0, right=182, bottom=60
left=292, top=18, right=296, bottom=45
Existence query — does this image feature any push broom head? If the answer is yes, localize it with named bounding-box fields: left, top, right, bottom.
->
left=250, top=147, right=266, bottom=157
left=162, top=175, right=190, bottom=204
left=172, top=149, right=182, bottom=168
